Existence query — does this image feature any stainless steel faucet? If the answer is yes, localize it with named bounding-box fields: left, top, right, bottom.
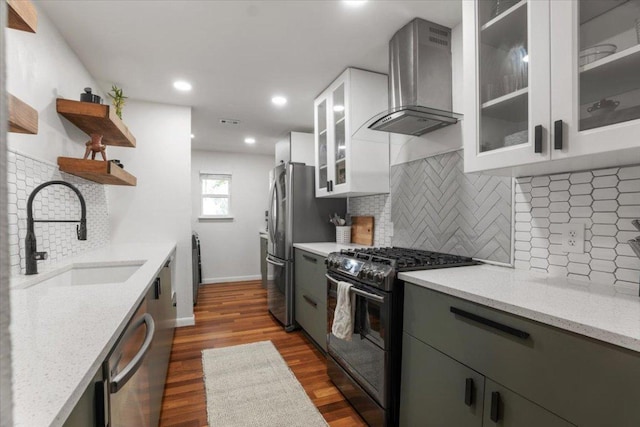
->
left=25, top=180, right=87, bottom=275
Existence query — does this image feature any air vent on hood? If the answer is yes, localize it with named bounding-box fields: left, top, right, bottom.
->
left=367, top=18, right=462, bottom=137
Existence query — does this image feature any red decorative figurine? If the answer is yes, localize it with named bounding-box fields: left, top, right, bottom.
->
left=84, top=133, right=107, bottom=161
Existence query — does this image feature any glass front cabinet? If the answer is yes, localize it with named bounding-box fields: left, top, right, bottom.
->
left=314, top=68, right=390, bottom=198
left=463, top=0, right=640, bottom=175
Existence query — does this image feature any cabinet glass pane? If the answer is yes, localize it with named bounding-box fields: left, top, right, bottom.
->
left=578, top=0, right=640, bottom=131
left=477, top=0, right=529, bottom=153
left=333, top=83, right=347, bottom=185
left=317, top=100, right=327, bottom=189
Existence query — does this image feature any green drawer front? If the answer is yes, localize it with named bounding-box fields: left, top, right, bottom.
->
left=294, top=249, right=327, bottom=302
left=294, top=249, right=327, bottom=351
left=295, top=287, right=327, bottom=351
left=403, top=284, right=640, bottom=427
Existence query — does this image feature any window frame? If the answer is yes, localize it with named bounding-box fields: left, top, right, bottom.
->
left=199, top=172, right=233, bottom=221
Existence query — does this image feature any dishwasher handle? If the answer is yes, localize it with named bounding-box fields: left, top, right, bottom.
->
left=110, top=313, right=155, bottom=393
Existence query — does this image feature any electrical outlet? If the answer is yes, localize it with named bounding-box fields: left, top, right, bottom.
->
left=561, top=223, right=585, bottom=254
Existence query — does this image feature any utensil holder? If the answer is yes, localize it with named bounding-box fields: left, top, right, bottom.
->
left=336, top=226, right=351, bottom=244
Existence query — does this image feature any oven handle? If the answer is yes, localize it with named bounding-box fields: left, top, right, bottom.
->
left=325, top=274, right=384, bottom=303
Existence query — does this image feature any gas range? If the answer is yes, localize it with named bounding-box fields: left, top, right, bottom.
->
left=326, top=247, right=479, bottom=291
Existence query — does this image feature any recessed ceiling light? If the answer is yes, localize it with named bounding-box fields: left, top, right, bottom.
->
left=271, top=96, right=287, bottom=107
left=333, top=105, right=345, bottom=112
left=173, top=80, right=192, bottom=91
left=190, top=134, right=194, bottom=139
left=522, top=54, right=529, bottom=63
left=344, top=0, right=367, bottom=7
left=245, top=137, right=256, bottom=144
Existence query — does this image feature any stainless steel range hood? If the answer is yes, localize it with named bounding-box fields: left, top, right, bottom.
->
left=368, top=18, right=462, bottom=136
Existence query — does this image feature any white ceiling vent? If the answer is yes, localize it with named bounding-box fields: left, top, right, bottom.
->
left=219, top=118, right=241, bottom=125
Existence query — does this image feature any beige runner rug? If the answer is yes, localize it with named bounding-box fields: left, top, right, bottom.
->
left=202, top=340, right=328, bottom=427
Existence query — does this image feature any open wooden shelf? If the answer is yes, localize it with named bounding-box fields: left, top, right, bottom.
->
left=56, top=99, right=136, bottom=147
left=7, top=0, right=37, bottom=33
left=9, top=93, right=38, bottom=134
left=57, top=157, right=137, bottom=186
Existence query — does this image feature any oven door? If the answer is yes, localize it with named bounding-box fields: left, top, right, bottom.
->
left=326, top=273, right=390, bottom=407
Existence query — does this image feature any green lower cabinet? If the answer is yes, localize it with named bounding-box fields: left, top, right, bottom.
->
left=62, top=368, right=106, bottom=427
left=294, top=249, right=327, bottom=351
left=400, top=333, right=484, bottom=427
left=483, top=379, right=574, bottom=427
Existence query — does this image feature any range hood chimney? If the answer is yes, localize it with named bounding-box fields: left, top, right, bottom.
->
left=368, top=18, right=462, bottom=136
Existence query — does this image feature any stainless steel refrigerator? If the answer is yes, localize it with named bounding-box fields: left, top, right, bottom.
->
left=266, top=162, right=345, bottom=331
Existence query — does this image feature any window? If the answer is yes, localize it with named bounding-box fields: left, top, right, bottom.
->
left=200, top=173, right=232, bottom=218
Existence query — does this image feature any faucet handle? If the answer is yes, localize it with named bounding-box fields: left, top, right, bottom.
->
left=77, top=223, right=87, bottom=241
left=34, top=252, right=48, bottom=261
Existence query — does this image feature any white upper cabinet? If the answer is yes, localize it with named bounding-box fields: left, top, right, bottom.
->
left=314, top=68, right=389, bottom=198
left=464, top=0, right=640, bottom=176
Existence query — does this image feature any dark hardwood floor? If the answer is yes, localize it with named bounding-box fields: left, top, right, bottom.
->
left=159, top=280, right=366, bottom=427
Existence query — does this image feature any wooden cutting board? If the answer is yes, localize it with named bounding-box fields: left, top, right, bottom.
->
left=351, top=216, right=374, bottom=246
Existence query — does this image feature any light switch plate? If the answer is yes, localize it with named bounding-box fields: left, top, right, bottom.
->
left=561, top=223, right=585, bottom=254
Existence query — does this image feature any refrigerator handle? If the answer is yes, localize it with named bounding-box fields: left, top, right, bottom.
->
left=266, top=256, right=286, bottom=268
left=268, top=177, right=277, bottom=244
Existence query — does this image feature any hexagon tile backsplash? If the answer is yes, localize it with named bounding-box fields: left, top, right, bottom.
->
left=514, top=165, right=640, bottom=295
left=7, top=150, right=109, bottom=276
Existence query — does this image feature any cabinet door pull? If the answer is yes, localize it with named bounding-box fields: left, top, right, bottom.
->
left=154, top=278, right=161, bottom=299
left=450, top=307, right=530, bottom=339
left=303, top=294, right=318, bottom=308
left=464, top=378, right=474, bottom=406
left=326, top=180, right=330, bottom=191
left=490, top=391, right=501, bottom=422
left=554, top=119, right=563, bottom=150
left=302, top=254, right=318, bottom=263
left=534, top=125, right=542, bottom=153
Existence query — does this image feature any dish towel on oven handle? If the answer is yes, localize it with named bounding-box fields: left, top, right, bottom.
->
left=332, top=281, right=354, bottom=341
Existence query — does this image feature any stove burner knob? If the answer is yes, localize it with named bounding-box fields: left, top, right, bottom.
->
left=374, top=272, right=385, bottom=282
left=367, top=270, right=375, bottom=280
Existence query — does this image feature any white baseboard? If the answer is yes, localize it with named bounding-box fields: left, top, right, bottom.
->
left=203, top=274, right=261, bottom=284
left=175, top=316, right=195, bottom=327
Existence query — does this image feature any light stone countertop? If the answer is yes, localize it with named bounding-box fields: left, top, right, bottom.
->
left=293, top=242, right=372, bottom=258
left=10, top=241, right=177, bottom=427
left=399, top=264, right=640, bottom=353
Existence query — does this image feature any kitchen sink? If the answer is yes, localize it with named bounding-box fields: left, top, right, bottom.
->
left=17, top=261, right=145, bottom=289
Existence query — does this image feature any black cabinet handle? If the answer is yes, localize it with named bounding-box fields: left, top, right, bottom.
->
left=554, top=119, right=563, bottom=150
left=303, top=294, right=318, bottom=308
left=326, top=180, right=330, bottom=191
left=490, top=391, right=501, bottom=422
left=95, top=379, right=108, bottom=427
left=464, top=378, right=474, bottom=406
left=302, top=254, right=318, bottom=263
left=450, top=307, right=530, bottom=340
left=154, top=278, right=161, bottom=299
left=534, top=125, right=542, bottom=153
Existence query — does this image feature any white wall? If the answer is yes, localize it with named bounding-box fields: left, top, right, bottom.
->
left=108, top=100, right=193, bottom=324
left=191, top=150, right=273, bottom=283
left=6, top=7, right=105, bottom=162
left=1, top=2, right=13, bottom=425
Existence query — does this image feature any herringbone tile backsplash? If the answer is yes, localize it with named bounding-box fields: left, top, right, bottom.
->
left=390, top=151, right=512, bottom=263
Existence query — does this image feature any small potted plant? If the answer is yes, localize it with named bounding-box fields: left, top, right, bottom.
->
left=108, top=85, right=128, bottom=119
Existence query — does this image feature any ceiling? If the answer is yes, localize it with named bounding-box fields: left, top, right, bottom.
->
left=38, top=1, right=462, bottom=156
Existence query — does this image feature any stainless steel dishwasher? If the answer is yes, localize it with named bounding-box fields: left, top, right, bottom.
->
left=107, top=299, right=156, bottom=427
